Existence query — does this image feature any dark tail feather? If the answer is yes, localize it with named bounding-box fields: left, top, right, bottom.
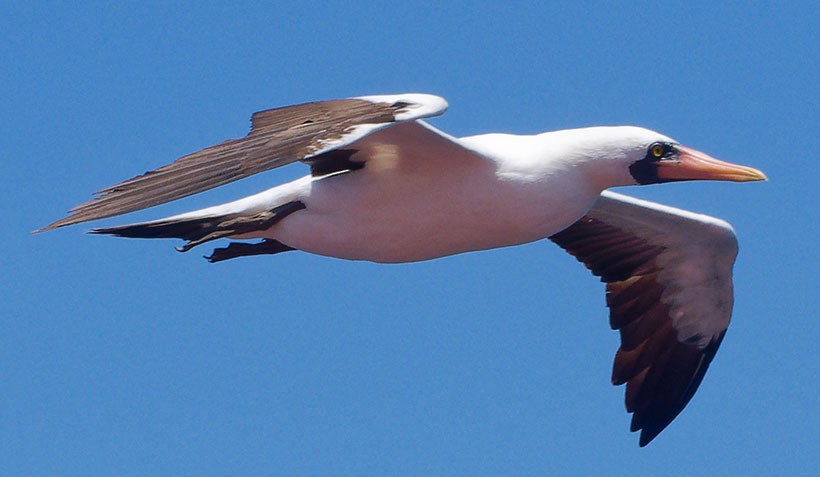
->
left=91, top=216, right=219, bottom=241
left=91, top=200, right=306, bottom=257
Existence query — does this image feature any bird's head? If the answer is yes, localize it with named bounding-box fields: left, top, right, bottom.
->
left=627, top=128, right=767, bottom=189
left=627, top=130, right=766, bottom=185
left=579, top=126, right=767, bottom=188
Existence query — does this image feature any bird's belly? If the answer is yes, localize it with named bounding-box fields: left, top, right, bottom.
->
left=267, top=170, right=594, bottom=263
left=274, top=207, right=554, bottom=263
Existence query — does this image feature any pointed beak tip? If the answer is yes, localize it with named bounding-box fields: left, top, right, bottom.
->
left=741, top=167, right=768, bottom=182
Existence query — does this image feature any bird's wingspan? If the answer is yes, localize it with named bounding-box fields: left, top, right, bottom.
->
left=549, top=190, right=738, bottom=446
left=38, top=93, right=448, bottom=231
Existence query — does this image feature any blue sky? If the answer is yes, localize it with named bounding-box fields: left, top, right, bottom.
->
left=4, top=2, right=819, bottom=475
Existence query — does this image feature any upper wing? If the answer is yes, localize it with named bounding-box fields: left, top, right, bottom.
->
left=549, top=190, right=738, bottom=446
left=38, top=93, right=448, bottom=231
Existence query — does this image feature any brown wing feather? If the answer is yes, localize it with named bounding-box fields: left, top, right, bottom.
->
left=39, top=98, right=409, bottom=231
left=550, top=213, right=728, bottom=447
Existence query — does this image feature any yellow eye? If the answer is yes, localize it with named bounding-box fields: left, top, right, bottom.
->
left=651, top=144, right=665, bottom=158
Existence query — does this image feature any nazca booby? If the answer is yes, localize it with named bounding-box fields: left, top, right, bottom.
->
left=38, top=93, right=766, bottom=446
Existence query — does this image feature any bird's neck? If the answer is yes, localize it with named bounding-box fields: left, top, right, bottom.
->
left=462, top=131, right=635, bottom=192
left=456, top=133, right=607, bottom=236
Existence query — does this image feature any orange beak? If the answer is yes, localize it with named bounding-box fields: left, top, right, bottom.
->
left=656, top=145, right=768, bottom=182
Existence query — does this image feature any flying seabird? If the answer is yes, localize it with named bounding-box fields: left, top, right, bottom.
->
left=38, top=93, right=766, bottom=446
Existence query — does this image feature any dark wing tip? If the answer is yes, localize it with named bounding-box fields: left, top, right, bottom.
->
left=635, top=330, right=726, bottom=446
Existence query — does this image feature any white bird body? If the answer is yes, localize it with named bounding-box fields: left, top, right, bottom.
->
left=39, top=93, right=766, bottom=446
left=166, top=122, right=673, bottom=263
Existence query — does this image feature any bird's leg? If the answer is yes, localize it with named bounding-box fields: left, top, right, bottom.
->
left=205, top=239, right=296, bottom=263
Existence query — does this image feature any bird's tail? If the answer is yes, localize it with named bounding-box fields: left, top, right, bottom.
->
left=91, top=200, right=305, bottom=262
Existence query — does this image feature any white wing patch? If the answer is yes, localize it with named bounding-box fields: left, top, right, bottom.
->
left=356, top=93, right=449, bottom=121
